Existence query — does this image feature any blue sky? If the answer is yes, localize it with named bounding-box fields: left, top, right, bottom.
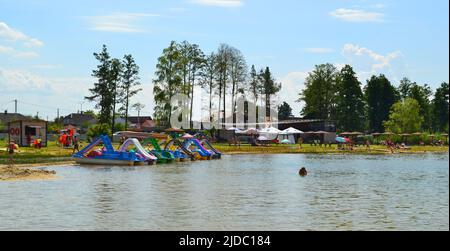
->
left=1, top=0, right=449, bottom=119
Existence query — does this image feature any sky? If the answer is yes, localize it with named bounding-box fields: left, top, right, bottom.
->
left=0, top=0, right=449, bottom=120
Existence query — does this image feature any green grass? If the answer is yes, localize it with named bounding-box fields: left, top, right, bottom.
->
left=213, top=143, right=449, bottom=155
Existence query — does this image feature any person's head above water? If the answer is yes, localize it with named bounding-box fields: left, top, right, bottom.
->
left=299, top=167, right=308, bottom=177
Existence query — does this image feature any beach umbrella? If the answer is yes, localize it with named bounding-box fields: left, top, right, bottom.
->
left=411, top=132, right=423, bottom=136
left=314, top=131, right=328, bottom=134
left=351, top=132, right=364, bottom=136
left=335, top=137, right=347, bottom=143
left=257, top=136, right=268, bottom=141
left=182, top=133, right=194, bottom=139
left=282, top=127, right=304, bottom=134
left=340, top=132, right=352, bottom=136
left=304, top=131, right=315, bottom=134
left=258, top=127, right=281, bottom=134
left=372, top=132, right=382, bottom=136
left=441, top=133, right=449, bottom=137
left=281, top=139, right=291, bottom=144
left=382, top=132, right=395, bottom=136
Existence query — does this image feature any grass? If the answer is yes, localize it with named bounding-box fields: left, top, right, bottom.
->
left=0, top=139, right=448, bottom=165
left=213, top=143, right=449, bottom=155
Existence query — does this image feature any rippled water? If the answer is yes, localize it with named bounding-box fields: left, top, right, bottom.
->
left=0, top=154, right=448, bottom=231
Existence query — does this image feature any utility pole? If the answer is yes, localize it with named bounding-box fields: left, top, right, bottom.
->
left=14, top=99, right=17, bottom=114
left=57, top=109, right=60, bottom=123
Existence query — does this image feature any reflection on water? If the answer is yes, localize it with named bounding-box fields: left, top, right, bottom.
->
left=0, top=153, right=448, bottom=231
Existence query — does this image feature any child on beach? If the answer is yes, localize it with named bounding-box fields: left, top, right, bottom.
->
left=7, top=143, right=14, bottom=167
left=73, top=136, right=80, bottom=154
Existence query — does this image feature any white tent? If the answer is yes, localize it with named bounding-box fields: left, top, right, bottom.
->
left=258, top=127, right=281, bottom=140
left=282, top=127, right=304, bottom=134
left=278, top=127, right=304, bottom=144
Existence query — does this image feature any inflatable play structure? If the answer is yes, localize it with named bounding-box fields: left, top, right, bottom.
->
left=141, top=137, right=176, bottom=164
left=182, top=139, right=217, bottom=160
left=72, top=135, right=156, bottom=166
left=165, top=138, right=199, bottom=161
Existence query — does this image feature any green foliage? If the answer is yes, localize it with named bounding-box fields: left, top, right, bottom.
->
left=153, top=41, right=184, bottom=125
left=0, top=122, right=5, bottom=131
left=335, top=65, right=366, bottom=132
left=299, top=63, right=338, bottom=120
left=384, top=98, right=424, bottom=134
left=114, top=123, right=126, bottom=132
left=87, top=124, right=111, bottom=140
left=278, top=102, right=293, bottom=120
left=365, top=74, right=399, bottom=132
left=86, top=45, right=114, bottom=125
left=48, top=122, right=63, bottom=133
left=432, top=82, right=449, bottom=132
left=259, top=67, right=281, bottom=118
left=118, top=54, right=141, bottom=131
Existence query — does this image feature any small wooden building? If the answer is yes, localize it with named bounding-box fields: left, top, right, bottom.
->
left=8, top=119, right=48, bottom=147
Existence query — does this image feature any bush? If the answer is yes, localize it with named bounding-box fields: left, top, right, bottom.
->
left=87, top=124, right=111, bottom=141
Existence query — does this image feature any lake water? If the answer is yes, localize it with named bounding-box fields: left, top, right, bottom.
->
left=0, top=154, right=448, bottom=231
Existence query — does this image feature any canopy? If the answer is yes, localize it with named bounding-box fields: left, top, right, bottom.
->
left=258, top=127, right=281, bottom=134
left=281, top=127, right=304, bottom=135
left=336, top=137, right=347, bottom=143
left=257, top=136, right=269, bottom=141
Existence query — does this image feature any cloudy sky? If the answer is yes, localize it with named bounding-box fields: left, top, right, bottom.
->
left=0, top=0, right=448, bottom=119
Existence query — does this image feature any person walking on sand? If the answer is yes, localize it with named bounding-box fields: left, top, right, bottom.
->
left=73, top=136, right=80, bottom=154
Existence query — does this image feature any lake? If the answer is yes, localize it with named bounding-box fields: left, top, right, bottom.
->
left=0, top=153, right=448, bottom=231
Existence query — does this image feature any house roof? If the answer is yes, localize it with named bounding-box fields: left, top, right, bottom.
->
left=128, top=116, right=153, bottom=124
left=63, top=113, right=96, bottom=126
left=0, top=113, right=29, bottom=123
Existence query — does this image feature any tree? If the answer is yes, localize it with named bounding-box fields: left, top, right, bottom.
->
left=335, top=65, right=366, bottom=132
left=409, top=83, right=433, bottom=131
left=384, top=98, right=424, bottom=134
left=432, top=82, right=449, bottom=132
left=215, top=44, right=233, bottom=127
left=299, top=63, right=338, bottom=120
left=259, top=67, right=281, bottom=120
left=229, top=47, right=247, bottom=125
left=249, top=65, right=260, bottom=106
left=365, top=74, right=399, bottom=132
left=153, top=41, right=183, bottom=125
left=109, top=58, right=123, bottom=136
left=278, top=102, right=293, bottom=120
left=178, top=41, right=205, bottom=128
left=119, top=54, right=142, bottom=130
left=133, top=103, right=146, bottom=129
left=87, top=124, right=111, bottom=141
left=85, top=45, right=113, bottom=125
left=199, top=52, right=217, bottom=123
left=397, top=78, right=433, bottom=131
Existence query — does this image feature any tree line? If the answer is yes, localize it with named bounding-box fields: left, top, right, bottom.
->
left=152, top=41, right=281, bottom=128
left=85, top=45, right=143, bottom=134
left=299, top=63, right=449, bottom=133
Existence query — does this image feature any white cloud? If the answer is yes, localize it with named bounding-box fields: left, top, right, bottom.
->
left=0, top=45, right=39, bottom=59
left=0, top=22, right=44, bottom=47
left=330, top=8, right=385, bottom=22
left=279, top=71, right=309, bottom=115
left=189, top=0, right=243, bottom=7
left=0, top=67, right=49, bottom=92
left=85, top=13, right=160, bottom=33
left=304, top=48, right=334, bottom=54
left=342, top=43, right=401, bottom=70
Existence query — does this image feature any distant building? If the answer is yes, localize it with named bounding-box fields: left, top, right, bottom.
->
left=62, top=113, right=96, bottom=128
left=127, top=116, right=155, bottom=130
left=278, top=118, right=336, bottom=132
left=8, top=119, right=48, bottom=147
left=0, top=112, right=29, bottom=124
